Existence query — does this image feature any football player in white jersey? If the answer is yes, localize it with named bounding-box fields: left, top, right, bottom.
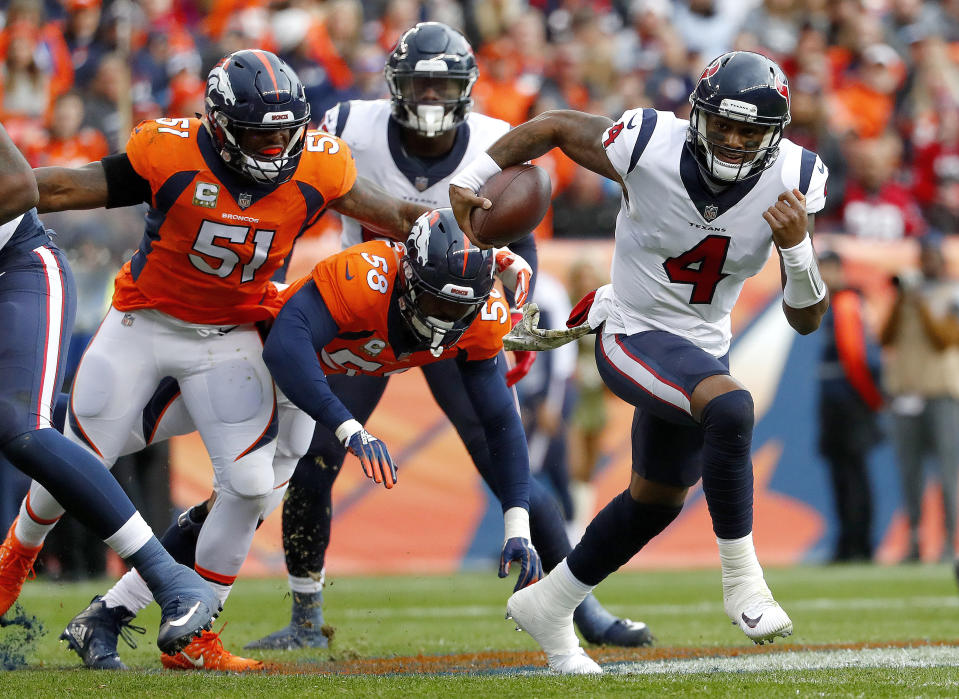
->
left=451, top=51, right=829, bottom=674
left=243, top=21, right=652, bottom=652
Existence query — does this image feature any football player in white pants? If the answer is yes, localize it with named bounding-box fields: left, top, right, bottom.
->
left=452, top=50, right=830, bottom=674
left=69, top=387, right=311, bottom=628
left=7, top=49, right=428, bottom=670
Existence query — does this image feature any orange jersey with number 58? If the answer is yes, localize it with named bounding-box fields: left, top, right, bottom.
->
left=111, top=118, right=357, bottom=325
left=283, top=241, right=511, bottom=375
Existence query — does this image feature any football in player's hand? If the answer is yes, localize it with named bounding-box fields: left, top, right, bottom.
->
left=470, top=164, right=552, bottom=247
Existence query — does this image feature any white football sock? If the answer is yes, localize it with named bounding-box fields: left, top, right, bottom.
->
left=536, top=559, right=594, bottom=615
left=103, top=570, right=154, bottom=614
left=289, top=572, right=324, bottom=595
left=718, top=532, right=764, bottom=585
left=14, top=491, right=63, bottom=547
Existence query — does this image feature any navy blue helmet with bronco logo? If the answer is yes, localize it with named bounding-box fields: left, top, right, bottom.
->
left=687, top=51, right=791, bottom=183
left=399, top=208, right=495, bottom=355
left=204, top=49, right=311, bottom=185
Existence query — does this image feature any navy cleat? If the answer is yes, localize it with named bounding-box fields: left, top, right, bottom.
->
left=60, top=596, right=145, bottom=670
left=573, top=593, right=654, bottom=647
left=244, top=591, right=328, bottom=650
left=152, top=564, right=220, bottom=656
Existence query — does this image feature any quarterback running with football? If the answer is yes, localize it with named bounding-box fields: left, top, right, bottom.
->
left=0, top=49, right=427, bottom=671
left=451, top=51, right=830, bottom=674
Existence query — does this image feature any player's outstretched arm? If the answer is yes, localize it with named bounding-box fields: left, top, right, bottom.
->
left=766, top=190, right=828, bottom=334
left=34, top=162, right=109, bottom=213
left=329, top=175, right=430, bottom=242
left=0, top=123, right=38, bottom=223
left=450, top=110, right=622, bottom=239
left=459, top=356, right=541, bottom=590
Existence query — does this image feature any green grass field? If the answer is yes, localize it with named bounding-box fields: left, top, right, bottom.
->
left=3, top=562, right=959, bottom=697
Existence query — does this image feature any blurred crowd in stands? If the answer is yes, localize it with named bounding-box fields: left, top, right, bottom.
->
left=4, top=0, right=959, bottom=246
left=4, top=0, right=959, bottom=574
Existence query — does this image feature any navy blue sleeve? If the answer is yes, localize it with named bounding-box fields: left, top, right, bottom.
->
left=458, top=353, right=530, bottom=512
left=506, top=233, right=538, bottom=304
left=262, top=280, right=354, bottom=431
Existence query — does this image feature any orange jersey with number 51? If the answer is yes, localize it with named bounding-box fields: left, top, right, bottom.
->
left=111, top=118, right=357, bottom=325
left=283, top=240, right=511, bottom=375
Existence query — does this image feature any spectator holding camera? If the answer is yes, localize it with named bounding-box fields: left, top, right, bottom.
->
left=880, top=234, right=959, bottom=563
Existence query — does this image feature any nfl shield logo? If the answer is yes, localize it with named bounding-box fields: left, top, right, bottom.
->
left=414, top=176, right=430, bottom=192
left=238, top=193, right=252, bottom=209
left=703, top=204, right=719, bottom=222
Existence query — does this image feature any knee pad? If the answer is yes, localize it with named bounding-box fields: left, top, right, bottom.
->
left=223, top=453, right=275, bottom=499
left=206, top=358, right=267, bottom=425
left=701, top=390, right=754, bottom=442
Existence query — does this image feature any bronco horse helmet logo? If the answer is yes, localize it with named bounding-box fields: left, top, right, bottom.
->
left=207, top=62, right=237, bottom=107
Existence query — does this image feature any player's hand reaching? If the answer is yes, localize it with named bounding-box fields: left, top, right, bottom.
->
left=499, top=537, right=543, bottom=592
left=338, top=421, right=397, bottom=489
left=764, top=188, right=808, bottom=249
left=494, top=249, right=531, bottom=308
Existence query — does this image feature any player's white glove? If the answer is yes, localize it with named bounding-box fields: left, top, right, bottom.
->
left=493, top=248, right=531, bottom=308
left=503, top=303, right=591, bottom=352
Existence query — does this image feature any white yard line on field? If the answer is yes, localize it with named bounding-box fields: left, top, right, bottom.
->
left=602, top=645, right=959, bottom=675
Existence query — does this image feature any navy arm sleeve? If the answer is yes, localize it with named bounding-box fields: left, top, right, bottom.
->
left=262, top=280, right=354, bottom=431
left=458, top=353, right=530, bottom=512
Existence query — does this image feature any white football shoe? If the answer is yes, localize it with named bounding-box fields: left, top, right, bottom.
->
left=722, top=576, right=793, bottom=644
left=506, top=582, right=602, bottom=675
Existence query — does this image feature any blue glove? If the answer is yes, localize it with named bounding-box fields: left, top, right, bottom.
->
left=498, top=537, right=543, bottom=592
left=345, top=429, right=397, bottom=489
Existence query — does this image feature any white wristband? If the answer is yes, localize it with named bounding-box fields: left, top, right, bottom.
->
left=334, top=418, right=363, bottom=446
left=779, top=234, right=826, bottom=309
left=503, top=506, right=531, bottom=543
left=450, top=152, right=502, bottom=193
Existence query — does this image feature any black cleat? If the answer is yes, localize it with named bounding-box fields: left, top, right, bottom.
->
left=585, top=617, right=654, bottom=647
left=60, top=596, right=145, bottom=670
left=153, top=564, right=220, bottom=655
left=574, top=593, right=654, bottom=647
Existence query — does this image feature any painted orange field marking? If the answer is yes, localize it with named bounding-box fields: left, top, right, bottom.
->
left=263, top=639, right=959, bottom=676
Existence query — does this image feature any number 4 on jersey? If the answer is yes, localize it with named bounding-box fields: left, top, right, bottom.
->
left=663, top=235, right=731, bottom=304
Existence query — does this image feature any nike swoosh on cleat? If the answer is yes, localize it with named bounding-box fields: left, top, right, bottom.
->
left=180, top=652, right=204, bottom=668
left=167, top=601, right=202, bottom=627
left=741, top=612, right=763, bottom=629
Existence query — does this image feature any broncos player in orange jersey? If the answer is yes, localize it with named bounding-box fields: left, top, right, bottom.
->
left=49, top=209, right=543, bottom=670
left=0, top=49, right=429, bottom=671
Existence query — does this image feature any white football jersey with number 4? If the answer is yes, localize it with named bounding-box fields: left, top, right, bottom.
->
left=588, top=108, right=828, bottom=356
left=320, top=100, right=510, bottom=249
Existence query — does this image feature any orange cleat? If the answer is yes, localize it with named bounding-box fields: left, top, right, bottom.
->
left=0, top=518, right=41, bottom=617
left=161, top=624, right=264, bottom=672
